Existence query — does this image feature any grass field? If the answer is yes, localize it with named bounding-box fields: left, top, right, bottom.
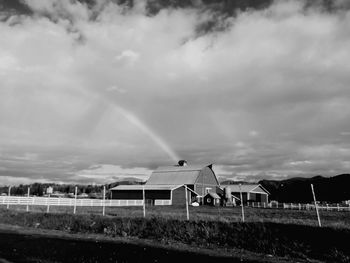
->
left=2, top=204, right=350, bottom=229
left=0, top=206, right=350, bottom=262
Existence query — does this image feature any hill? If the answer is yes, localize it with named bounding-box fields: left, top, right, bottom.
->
left=259, top=174, right=350, bottom=203
left=219, top=179, right=252, bottom=185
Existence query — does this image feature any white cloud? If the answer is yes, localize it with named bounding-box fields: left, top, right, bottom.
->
left=106, top=85, right=127, bottom=94
left=1, top=0, right=350, bottom=184
left=288, top=160, right=313, bottom=166
left=115, top=49, right=140, bottom=66
left=249, top=130, right=259, bottom=137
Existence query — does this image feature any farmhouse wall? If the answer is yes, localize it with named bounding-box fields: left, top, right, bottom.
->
left=250, top=192, right=256, bottom=201
left=248, top=193, right=268, bottom=203
left=260, top=194, right=268, bottom=203
left=171, top=186, right=194, bottom=205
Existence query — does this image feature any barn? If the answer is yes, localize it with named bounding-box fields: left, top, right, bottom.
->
left=222, top=184, right=270, bottom=204
left=110, top=162, right=220, bottom=205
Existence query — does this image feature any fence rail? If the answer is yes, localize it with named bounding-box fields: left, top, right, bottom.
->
left=247, top=201, right=350, bottom=211
left=154, top=200, right=172, bottom=206
left=2, top=196, right=349, bottom=212
left=0, top=196, right=144, bottom=207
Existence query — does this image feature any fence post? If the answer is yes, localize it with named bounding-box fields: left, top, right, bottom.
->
left=47, top=194, right=50, bottom=213
left=299, top=203, right=301, bottom=210
left=73, top=186, right=77, bottom=214
left=6, top=186, right=11, bottom=209
left=142, top=186, right=146, bottom=218
left=239, top=184, right=245, bottom=222
left=26, top=187, right=30, bottom=212
left=102, top=185, right=106, bottom=216
left=311, top=184, right=321, bottom=227
left=337, top=204, right=339, bottom=212
left=184, top=185, right=189, bottom=221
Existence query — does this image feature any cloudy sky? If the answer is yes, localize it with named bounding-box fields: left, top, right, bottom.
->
left=1, top=0, right=350, bottom=185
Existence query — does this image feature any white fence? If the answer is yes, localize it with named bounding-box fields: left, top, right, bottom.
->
left=247, top=201, right=350, bottom=211
left=154, top=200, right=172, bottom=205
left=0, top=196, right=144, bottom=207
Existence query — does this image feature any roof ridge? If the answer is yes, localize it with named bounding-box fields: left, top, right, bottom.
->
left=154, top=164, right=210, bottom=171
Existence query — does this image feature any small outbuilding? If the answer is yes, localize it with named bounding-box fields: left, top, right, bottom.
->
left=204, top=192, right=221, bottom=206
left=221, top=184, right=270, bottom=205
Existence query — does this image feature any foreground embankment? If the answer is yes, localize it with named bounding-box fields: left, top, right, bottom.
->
left=0, top=209, right=349, bottom=262
left=0, top=227, right=258, bottom=263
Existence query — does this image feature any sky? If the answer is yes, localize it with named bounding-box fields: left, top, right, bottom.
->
left=1, top=0, right=350, bottom=185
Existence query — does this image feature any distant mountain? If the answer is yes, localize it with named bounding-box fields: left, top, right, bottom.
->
left=220, top=180, right=251, bottom=185
left=259, top=174, right=350, bottom=203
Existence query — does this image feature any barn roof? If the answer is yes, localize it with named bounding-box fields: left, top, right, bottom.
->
left=153, top=165, right=207, bottom=172
left=110, top=185, right=180, bottom=191
left=205, top=192, right=221, bottom=199
left=146, top=164, right=213, bottom=185
left=110, top=184, right=199, bottom=194
left=221, top=184, right=270, bottom=195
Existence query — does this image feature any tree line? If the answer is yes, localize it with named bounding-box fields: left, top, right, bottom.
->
left=0, top=183, right=105, bottom=197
